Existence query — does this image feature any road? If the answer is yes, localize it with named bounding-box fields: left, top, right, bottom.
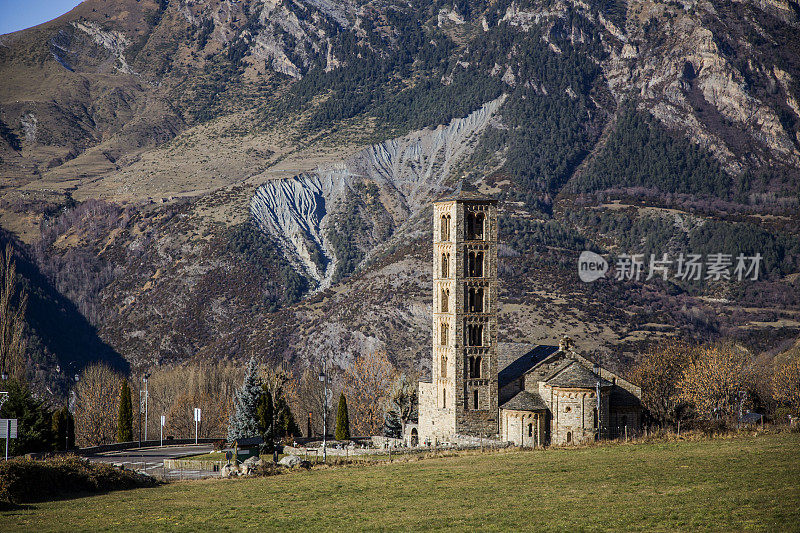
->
left=86, top=444, right=218, bottom=480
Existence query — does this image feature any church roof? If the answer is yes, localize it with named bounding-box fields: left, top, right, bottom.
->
left=500, top=391, right=549, bottom=412
left=435, top=181, right=497, bottom=203
left=546, top=362, right=612, bottom=389
left=498, top=343, right=559, bottom=389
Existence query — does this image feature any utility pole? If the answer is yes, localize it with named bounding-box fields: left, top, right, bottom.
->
left=596, top=380, right=602, bottom=441
left=319, top=359, right=328, bottom=463
left=143, top=373, right=150, bottom=442
left=138, top=387, right=142, bottom=448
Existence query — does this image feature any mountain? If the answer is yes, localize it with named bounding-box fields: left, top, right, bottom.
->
left=0, top=0, right=799, bottom=396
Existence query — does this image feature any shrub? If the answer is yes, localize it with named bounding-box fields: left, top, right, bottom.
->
left=0, top=456, right=157, bottom=505
left=117, top=380, right=133, bottom=442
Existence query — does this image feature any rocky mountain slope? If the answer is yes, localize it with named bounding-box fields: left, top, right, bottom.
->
left=0, top=0, right=799, bottom=398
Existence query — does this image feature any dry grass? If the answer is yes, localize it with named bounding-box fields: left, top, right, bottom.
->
left=2, top=432, right=798, bottom=531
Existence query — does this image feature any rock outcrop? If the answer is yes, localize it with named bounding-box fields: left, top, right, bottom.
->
left=250, top=96, right=505, bottom=288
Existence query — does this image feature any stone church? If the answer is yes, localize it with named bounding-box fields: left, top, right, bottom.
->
left=417, top=188, right=643, bottom=447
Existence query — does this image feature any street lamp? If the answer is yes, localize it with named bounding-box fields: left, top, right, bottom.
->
left=142, top=373, right=150, bottom=442
left=67, top=373, right=78, bottom=451
left=318, top=364, right=328, bottom=463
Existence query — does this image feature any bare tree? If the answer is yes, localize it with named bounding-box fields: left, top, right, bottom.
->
left=343, top=351, right=398, bottom=436
left=0, top=243, right=28, bottom=379
left=629, top=340, right=699, bottom=426
left=74, top=363, right=122, bottom=446
left=678, top=343, right=753, bottom=420
left=285, top=365, right=344, bottom=438
left=386, top=373, right=418, bottom=429
left=773, top=357, right=800, bottom=417
left=143, top=362, right=241, bottom=439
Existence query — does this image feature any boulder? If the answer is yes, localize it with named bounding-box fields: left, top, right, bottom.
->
left=243, top=456, right=263, bottom=468
left=278, top=455, right=303, bottom=468
left=221, top=463, right=236, bottom=478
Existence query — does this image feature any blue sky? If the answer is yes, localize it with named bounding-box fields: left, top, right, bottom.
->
left=0, top=1, right=83, bottom=35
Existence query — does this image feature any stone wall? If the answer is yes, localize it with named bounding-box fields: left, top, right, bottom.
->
left=418, top=381, right=456, bottom=444
left=543, top=385, right=610, bottom=446
left=500, top=409, right=546, bottom=447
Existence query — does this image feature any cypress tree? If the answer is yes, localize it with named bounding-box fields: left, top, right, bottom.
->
left=257, top=386, right=274, bottom=452
left=117, top=380, right=133, bottom=442
left=52, top=406, right=75, bottom=450
left=275, top=395, right=300, bottom=438
left=335, top=392, right=350, bottom=441
left=227, top=358, right=263, bottom=442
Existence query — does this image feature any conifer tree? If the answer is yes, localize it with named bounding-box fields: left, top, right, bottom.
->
left=227, top=358, right=263, bottom=442
left=335, top=392, right=350, bottom=441
left=117, top=380, right=133, bottom=442
left=275, top=394, right=300, bottom=438
left=0, top=377, right=54, bottom=454
left=383, top=409, right=402, bottom=438
left=257, top=387, right=274, bottom=438
left=52, top=405, right=75, bottom=450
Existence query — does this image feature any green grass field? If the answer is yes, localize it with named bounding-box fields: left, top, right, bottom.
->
left=3, top=432, right=799, bottom=532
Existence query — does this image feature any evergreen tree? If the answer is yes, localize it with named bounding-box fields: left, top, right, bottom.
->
left=275, top=394, right=300, bottom=438
left=227, top=358, right=263, bottom=442
left=335, top=393, right=350, bottom=441
left=383, top=409, right=402, bottom=438
left=117, top=380, right=133, bottom=442
left=0, top=378, right=54, bottom=454
left=256, top=386, right=274, bottom=452
left=52, top=405, right=75, bottom=451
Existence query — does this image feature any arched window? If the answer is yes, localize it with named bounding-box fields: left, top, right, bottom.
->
left=473, top=390, right=479, bottom=410
left=466, top=324, right=483, bottom=347
left=466, top=212, right=485, bottom=240
left=440, top=354, right=447, bottom=378
left=468, top=287, right=484, bottom=312
left=566, top=431, right=572, bottom=444
left=466, top=251, right=484, bottom=277
left=528, top=423, right=533, bottom=437
left=593, top=408, right=598, bottom=428
left=440, top=321, right=449, bottom=345
left=443, top=389, right=447, bottom=409
left=441, top=253, right=449, bottom=278
left=441, top=214, right=450, bottom=241
left=441, top=288, right=449, bottom=312
left=468, top=356, right=482, bottom=378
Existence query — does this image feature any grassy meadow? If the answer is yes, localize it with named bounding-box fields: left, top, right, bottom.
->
left=3, top=432, right=799, bottom=532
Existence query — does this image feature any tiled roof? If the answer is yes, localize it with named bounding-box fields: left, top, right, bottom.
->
left=435, top=181, right=496, bottom=202
left=500, top=390, right=549, bottom=411
left=546, top=362, right=612, bottom=389
left=498, top=343, right=559, bottom=389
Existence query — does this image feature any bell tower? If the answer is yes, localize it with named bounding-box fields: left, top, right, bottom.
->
left=418, top=187, right=498, bottom=442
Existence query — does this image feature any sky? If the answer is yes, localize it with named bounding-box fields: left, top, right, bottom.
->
left=0, top=0, right=83, bottom=35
